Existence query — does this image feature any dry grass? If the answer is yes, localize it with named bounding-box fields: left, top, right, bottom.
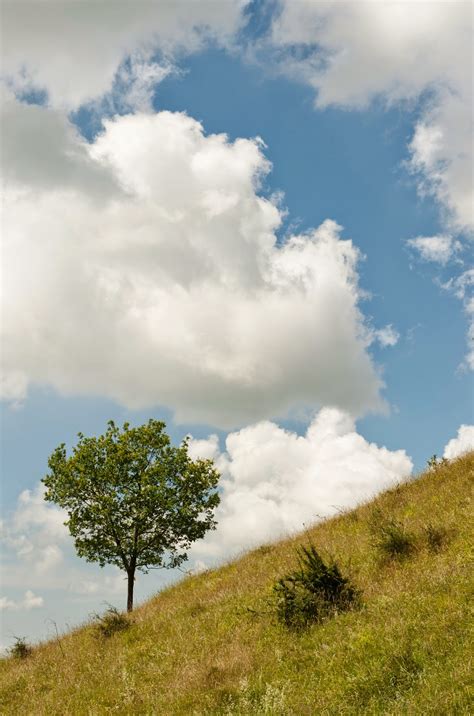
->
left=1, top=453, right=473, bottom=714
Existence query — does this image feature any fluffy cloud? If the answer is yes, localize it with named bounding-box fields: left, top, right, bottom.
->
left=0, top=591, right=44, bottom=612
left=2, top=100, right=385, bottom=427
left=406, top=235, right=462, bottom=266
left=190, top=407, right=413, bottom=560
left=443, top=424, right=474, bottom=460
left=0, top=89, right=118, bottom=197
left=1, top=0, right=248, bottom=108
left=270, top=0, right=473, bottom=233
left=407, top=92, right=473, bottom=234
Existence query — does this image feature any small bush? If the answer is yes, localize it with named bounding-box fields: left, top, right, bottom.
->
left=423, top=523, right=449, bottom=552
left=93, top=605, right=130, bottom=638
left=273, top=544, right=360, bottom=630
left=9, top=637, right=32, bottom=660
left=372, top=516, right=416, bottom=561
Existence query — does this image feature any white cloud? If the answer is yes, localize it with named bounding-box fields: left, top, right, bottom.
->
left=0, top=483, right=129, bottom=600
left=407, top=90, right=473, bottom=234
left=2, top=102, right=385, bottom=427
left=442, top=269, right=474, bottom=370
left=270, top=0, right=473, bottom=233
left=191, top=407, right=413, bottom=560
left=13, top=486, right=68, bottom=541
left=0, top=484, right=68, bottom=578
left=407, top=235, right=461, bottom=266
left=375, top=325, right=400, bottom=348
left=444, top=269, right=474, bottom=303
left=406, top=241, right=472, bottom=370
left=1, top=0, right=248, bottom=108
left=187, top=434, right=221, bottom=463
left=0, top=370, right=28, bottom=408
left=0, top=590, right=44, bottom=611
left=443, top=424, right=474, bottom=459
left=105, top=52, right=175, bottom=114
left=0, top=88, right=118, bottom=197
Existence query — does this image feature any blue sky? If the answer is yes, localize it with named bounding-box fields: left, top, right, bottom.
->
left=1, top=1, right=472, bottom=647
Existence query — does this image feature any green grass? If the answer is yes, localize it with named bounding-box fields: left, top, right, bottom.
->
left=1, top=453, right=473, bottom=714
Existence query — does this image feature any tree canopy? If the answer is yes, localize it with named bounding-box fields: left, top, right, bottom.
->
left=43, top=419, right=220, bottom=610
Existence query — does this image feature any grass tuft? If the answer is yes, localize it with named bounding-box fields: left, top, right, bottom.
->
left=93, top=605, right=131, bottom=638
left=371, top=511, right=417, bottom=561
left=423, top=523, right=449, bottom=552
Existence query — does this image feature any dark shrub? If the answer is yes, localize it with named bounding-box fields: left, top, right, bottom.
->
left=9, top=637, right=32, bottom=660
left=373, top=517, right=416, bottom=561
left=274, top=544, right=360, bottom=630
left=93, top=605, right=131, bottom=638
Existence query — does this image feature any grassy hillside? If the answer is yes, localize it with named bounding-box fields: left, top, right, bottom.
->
left=1, top=453, right=473, bottom=715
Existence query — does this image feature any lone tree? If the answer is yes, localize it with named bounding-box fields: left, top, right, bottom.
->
left=43, top=419, right=220, bottom=611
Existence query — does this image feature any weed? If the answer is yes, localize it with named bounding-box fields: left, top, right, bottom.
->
left=9, top=637, right=32, bottom=660
left=423, top=523, right=449, bottom=552
left=93, top=605, right=131, bottom=638
left=273, top=543, right=360, bottom=630
left=372, top=514, right=416, bottom=561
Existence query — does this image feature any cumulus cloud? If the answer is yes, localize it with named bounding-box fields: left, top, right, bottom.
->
left=190, top=407, right=413, bottom=560
left=1, top=0, right=248, bottom=108
left=0, top=88, right=119, bottom=197
left=406, top=235, right=462, bottom=266
left=0, top=590, right=44, bottom=612
left=443, top=424, right=474, bottom=459
left=1, top=102, right=385, bottom=427
left=269, top=0, right=473, bottom=233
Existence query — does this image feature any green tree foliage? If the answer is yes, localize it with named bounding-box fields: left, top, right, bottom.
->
left=43, top=419, right=220, bottom=611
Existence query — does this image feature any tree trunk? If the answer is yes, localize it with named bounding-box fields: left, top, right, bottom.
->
left=127, top=569, right=135, bottom=612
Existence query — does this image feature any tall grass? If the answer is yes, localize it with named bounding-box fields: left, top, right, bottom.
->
left=1, top=453, right=472, bottom=715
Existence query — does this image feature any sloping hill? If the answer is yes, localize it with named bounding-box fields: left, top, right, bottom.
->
left=1, top=454, right=473, bottom=715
